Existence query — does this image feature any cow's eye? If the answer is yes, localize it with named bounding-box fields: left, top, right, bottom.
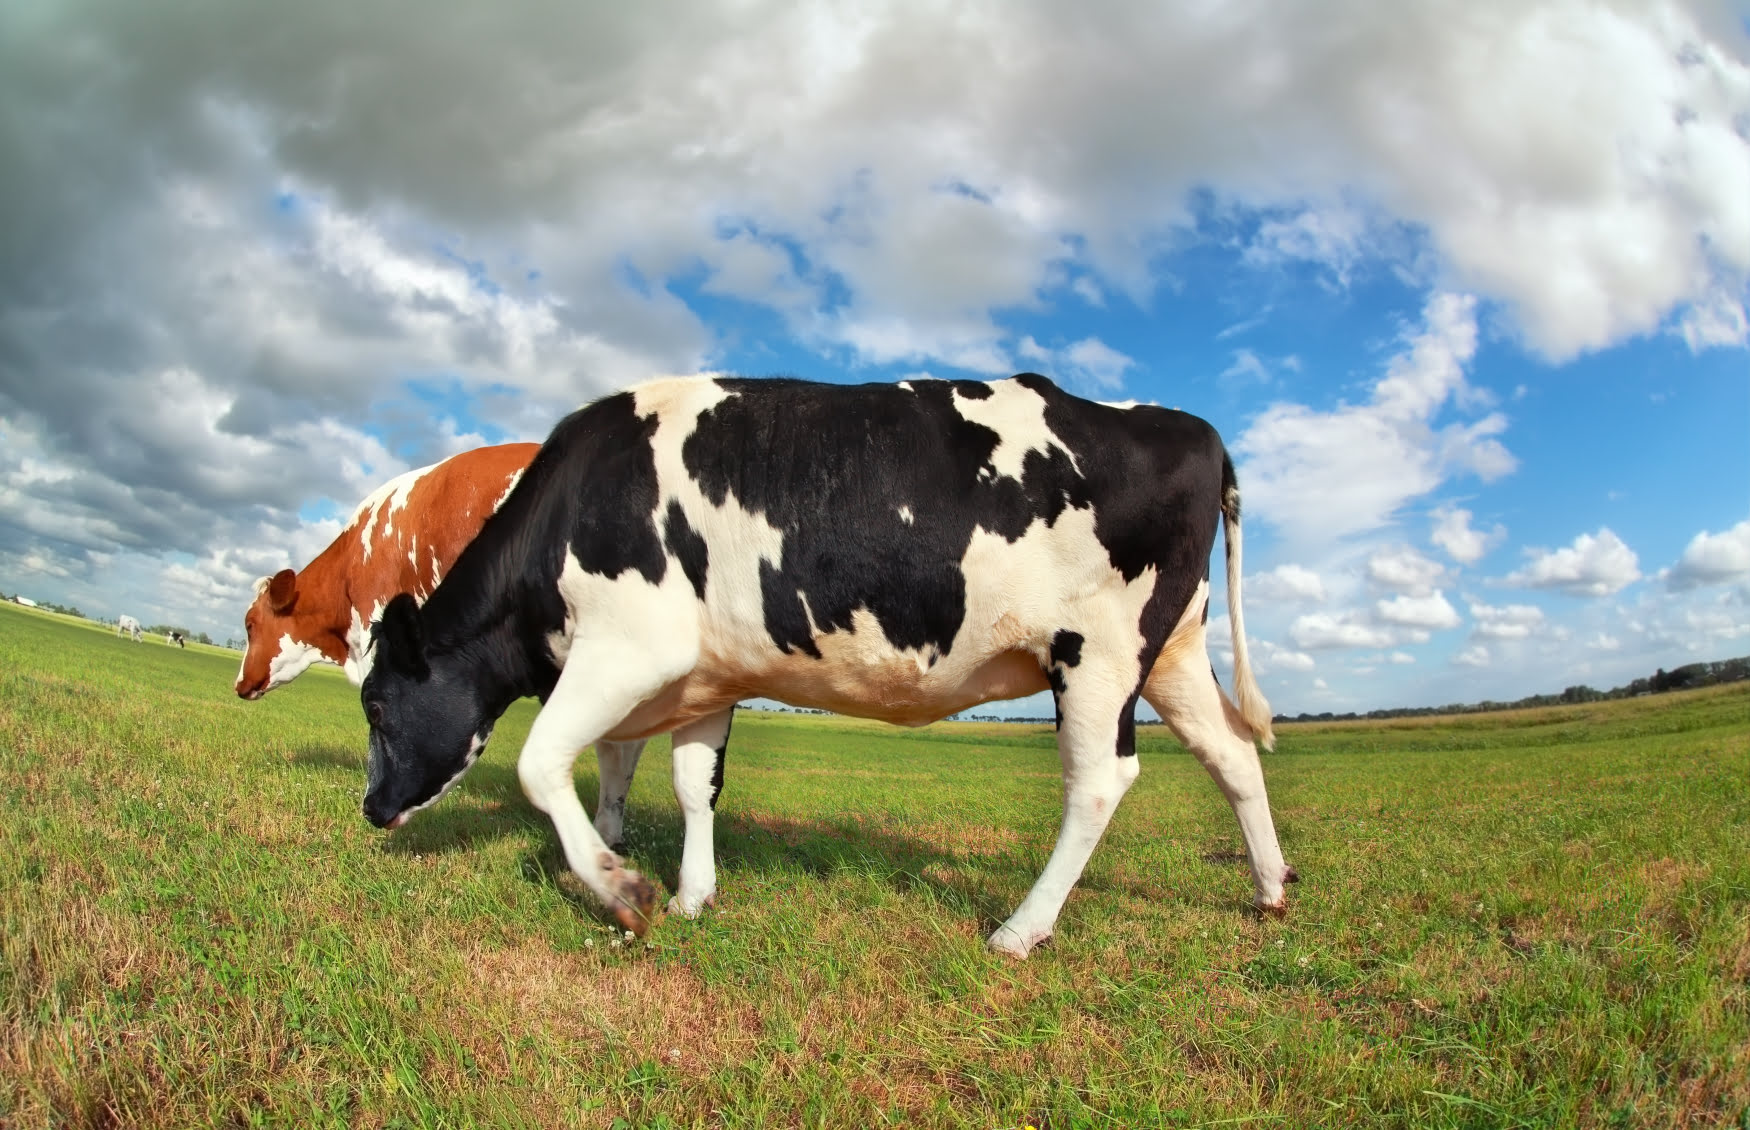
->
left=366, top=701, right=386, bottom=728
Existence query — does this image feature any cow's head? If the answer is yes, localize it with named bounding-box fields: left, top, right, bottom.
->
left=360, top=593, right=495, bottom=830
left=235, top=568, right=343, bottom=699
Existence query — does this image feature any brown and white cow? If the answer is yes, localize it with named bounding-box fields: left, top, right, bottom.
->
left=236, top=443, right=540, bottom=698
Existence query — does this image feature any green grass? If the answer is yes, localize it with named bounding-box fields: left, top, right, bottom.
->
left=3, top=597, right=1747, bottom=1128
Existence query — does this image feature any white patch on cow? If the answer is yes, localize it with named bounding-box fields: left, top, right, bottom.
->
left=550, top=548, right=702, bottom=664
left=898, top=505, right=914, bottom=525
left=251, top=575, right=273, bottom=596
left=493, top=469, right=524, bottom=512
left=267, top=633, right=332, bottom=689
left=897, top=380, right=914, bottom=392
left=344, top=600, right=387, bottom=686
left=351, top=461, right=440, bottom=562
left=950, top=378, right=1082, bottom=482
left=1100, top=399, right=1141, bottom=410
left=407, top=535, right=419, bottom=574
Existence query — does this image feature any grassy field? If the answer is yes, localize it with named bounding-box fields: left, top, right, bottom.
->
left=2, top=598, right=1747, bottom=1128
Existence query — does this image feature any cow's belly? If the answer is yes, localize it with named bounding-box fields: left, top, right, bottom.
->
left=602, top=644, right=1051, bottom=740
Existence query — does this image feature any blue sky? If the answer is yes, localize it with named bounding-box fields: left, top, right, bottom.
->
left=1, top=1, right=1747, bottom=717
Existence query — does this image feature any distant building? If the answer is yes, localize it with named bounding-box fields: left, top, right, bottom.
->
left=14, top=596, right=37, bottom=607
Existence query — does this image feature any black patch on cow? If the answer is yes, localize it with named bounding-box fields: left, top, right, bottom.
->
left=682, top=376, right=1122, bottom=658
left=1200, top=597, right=1209, bottom=625
left=663, top=500, right=709, bottom=600
left=709, top=709, right=734, bottom=810
left=565, top=395, right=668, bottom=587
left=1117, top=691, right=1140, bottom=757
left=1211, top=665, right=1222, bottom=688
left=1049, top=630, right=1084, bottom=670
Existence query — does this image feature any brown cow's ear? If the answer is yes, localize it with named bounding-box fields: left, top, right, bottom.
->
left=267, top=568, right=297, bottom=613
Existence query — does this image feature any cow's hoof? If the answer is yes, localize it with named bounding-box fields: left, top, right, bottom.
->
left=666, top=891, right=715, bottom=919
left=987, top=924, right=1050, bottom=959
left=598, top=852, right=658, bottom=936
left=1255, top=898, right=1288, bottom=920
left=610, top=873, right=659, bottom=936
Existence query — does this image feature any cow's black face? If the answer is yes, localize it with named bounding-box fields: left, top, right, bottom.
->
left=360, top=594, right=493, bottom=829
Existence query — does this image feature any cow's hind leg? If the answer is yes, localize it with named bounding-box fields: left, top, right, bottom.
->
left=989, top=647, right=1143, bottom=959
left=668, top=706, right=734, bottom=917
left=1142, top=631, right=1293, bottom=915
left=592, top=738, right=646, bottom=854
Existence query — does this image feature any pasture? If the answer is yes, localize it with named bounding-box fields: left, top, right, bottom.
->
left=2, top=598, right=1747, bottom=1129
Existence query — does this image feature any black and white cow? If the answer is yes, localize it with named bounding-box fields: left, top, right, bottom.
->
left=361, top=374, right=1293, bottom=957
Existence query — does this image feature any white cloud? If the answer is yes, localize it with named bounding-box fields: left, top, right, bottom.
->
left=1504, top=528, right=1642, bottom=597
left=1015, top=335, right=1135, bottom=392
left=1248, top=563, right=1328, bottom=603
left=1666, top=519, right=1750, bottom=591
left=1235, top=292, right=1516, bottom=547
left=1389, top=651, right=1416, bottom=665
left=3, top=0, right=1749, bottom=653
left=1454, top=644, right=1491, bottom=668
left=1430, top=505, right=1506, bottom=564
left=1291, top=611, right=1397, bottom=650
left=1367, top=545, right=1447, bottom=595
left=1588, top=632, right=1621, bottom=651
left=1254, top=638, right=1317, bottom=673
left=1470, top=600, right=1547, bottom=639
left=1220, top=349, right=1272, bottom=383
left=1376, top=590, right=1461, bottom=630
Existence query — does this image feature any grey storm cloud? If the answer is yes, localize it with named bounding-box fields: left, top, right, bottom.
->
left=1, top=0, right=1748, bottom=638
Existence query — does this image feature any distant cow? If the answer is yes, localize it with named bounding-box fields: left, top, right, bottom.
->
left=234, top=442, right=661, bottom=851
left=117, top=615, right=142, bottom=641
left=168, top=632, right=186, bottom=648
left=360, top=374, right=1293, bottom=957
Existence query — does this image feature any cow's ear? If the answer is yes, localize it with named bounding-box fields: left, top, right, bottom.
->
left=267, top=568, right=297, bottom=613
left=377, top=593, right=430, bottom=680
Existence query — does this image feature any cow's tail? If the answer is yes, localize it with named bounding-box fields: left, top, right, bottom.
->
left=1222, top=451, right=1276, bottom=751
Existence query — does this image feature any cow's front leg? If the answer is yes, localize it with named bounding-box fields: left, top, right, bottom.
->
left=517, top=643, right=694, bottom=936
left=592, top=738, right=647, bottom=854
left=668, top=706, right=734, bottom=917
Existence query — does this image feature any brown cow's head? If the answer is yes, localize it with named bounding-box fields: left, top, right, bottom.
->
left=234, top=568, right=342, bottom=698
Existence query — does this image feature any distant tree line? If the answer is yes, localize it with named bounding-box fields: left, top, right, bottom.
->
left=1275, top=655, right=1750, bottom=724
